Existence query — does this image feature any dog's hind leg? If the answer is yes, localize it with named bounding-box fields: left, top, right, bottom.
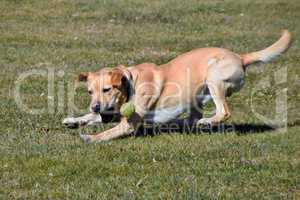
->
left=196, top=53, right=245, bottom=125
left=197, top=81, right=231, bottom=125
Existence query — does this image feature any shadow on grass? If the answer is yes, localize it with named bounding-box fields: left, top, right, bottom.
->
left=99, top=114, right=277, bottom=136
left=86, top=114, right=299, bottom=138
left=134, top=120, right=300, bottom=137
left=133, top=120, right=279, bottom=137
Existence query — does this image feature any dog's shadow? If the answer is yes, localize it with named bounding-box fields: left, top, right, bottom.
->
left=132, top=120, right=297, bottom=137
left=98, top=114, right=299, bottom=138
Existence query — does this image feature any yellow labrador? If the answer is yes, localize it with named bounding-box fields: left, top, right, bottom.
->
left=66, top=30, right=292, bottom=143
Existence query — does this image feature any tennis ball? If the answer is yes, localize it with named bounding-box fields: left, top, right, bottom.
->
left=120, top=102, right=135, bottom=118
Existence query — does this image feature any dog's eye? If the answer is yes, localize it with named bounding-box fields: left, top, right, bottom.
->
left=103, top=87, right=111, bottom=93
left=88, top=90, right=93, bottom=95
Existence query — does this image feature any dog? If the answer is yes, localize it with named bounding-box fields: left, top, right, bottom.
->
left=64, top=30, right=291, bottom=143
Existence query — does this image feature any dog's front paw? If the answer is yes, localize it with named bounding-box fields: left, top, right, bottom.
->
left=62, top=117, right=79, bottom=129
left=79, top=134, right=94, bottom=143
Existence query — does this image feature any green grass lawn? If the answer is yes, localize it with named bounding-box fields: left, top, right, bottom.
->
left=0, top=0, right=300, bottom=199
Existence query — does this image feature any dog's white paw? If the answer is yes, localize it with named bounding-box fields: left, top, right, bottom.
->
left=62, top=117, right=79, bottom=128
left=63, top=114, right=102, bottom=129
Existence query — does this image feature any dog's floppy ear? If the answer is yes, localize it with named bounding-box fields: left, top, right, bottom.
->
left=78, top=72, right=89, bottom=82
left=111, top=69, right=126, bottom=88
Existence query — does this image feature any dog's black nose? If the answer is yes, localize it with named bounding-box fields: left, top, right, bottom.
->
left=92, top=104, right=101, bottom=113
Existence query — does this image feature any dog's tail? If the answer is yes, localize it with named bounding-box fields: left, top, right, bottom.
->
left=241, top=30, right=292, bottom=67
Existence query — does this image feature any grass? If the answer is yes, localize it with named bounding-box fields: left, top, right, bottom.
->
left=0, top=0, right=300, bottom=199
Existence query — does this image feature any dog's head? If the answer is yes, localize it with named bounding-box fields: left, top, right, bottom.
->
left=78, top=66, right=132, bottom=113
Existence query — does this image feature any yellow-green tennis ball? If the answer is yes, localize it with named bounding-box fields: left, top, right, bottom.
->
left=120, top=102, right=135, bottom=118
